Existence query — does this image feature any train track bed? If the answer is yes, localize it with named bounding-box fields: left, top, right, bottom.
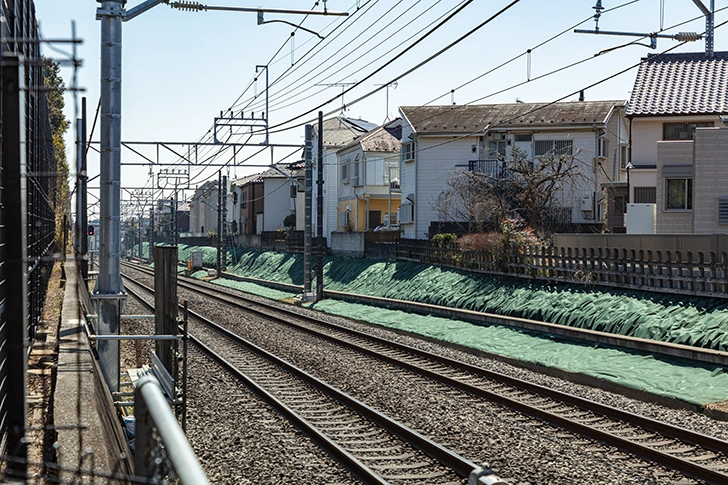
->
left=123, top=275, right=469, bottom=484
left=122, top=262, right=728, bottom=483
left=121, top=293, right=361, bottom=483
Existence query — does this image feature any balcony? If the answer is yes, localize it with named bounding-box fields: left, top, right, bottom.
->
left=468, top=159, right=508, bottom=178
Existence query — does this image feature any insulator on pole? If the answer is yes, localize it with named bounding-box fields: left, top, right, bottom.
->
left=170, top=1, right=206, bottom=12
left=674, top=32, right=701, bottom=42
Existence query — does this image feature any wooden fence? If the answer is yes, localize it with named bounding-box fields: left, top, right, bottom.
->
left=395, top=238, right=728, bottom=298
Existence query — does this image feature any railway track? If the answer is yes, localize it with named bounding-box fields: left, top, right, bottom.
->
left=122, top=261, right=728, bottom=484
left=122, top=271, right=477, bottom=485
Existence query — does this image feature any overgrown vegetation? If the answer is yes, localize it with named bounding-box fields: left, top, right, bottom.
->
left=43, top=57, right=70, bottom=252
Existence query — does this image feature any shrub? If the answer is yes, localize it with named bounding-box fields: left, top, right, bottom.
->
left=431, top=233, right=457, bottom=247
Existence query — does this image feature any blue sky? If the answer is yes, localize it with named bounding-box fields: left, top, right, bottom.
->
left=33, top=0, right=728, bottom=215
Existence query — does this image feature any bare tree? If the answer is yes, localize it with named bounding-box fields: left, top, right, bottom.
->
left=432, top=146, right=585, bottom=233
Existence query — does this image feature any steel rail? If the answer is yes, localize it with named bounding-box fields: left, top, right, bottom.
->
left=123, top=284, right=389, bottom=485
left=121, top=263, right=728, bottom=485
left=123, top=276, right=477, bottom=481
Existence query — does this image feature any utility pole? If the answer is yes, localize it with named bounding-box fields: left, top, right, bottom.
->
left=316, top=112, right=324, bottom=301
left=217, top=170, right=222, bottom=277
left=304, top=125, right=313, bottom=298
left=221, top=174, right=228, bottom=273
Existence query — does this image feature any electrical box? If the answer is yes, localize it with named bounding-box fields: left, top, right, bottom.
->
left=190, top=251, right=203, bottom=270
left=580, top=195, right=593, bottom=212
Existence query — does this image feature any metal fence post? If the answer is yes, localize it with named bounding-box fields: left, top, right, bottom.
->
left=1, top=52, right=29, bottom=481
left=155, top=245, right=178, bottom=376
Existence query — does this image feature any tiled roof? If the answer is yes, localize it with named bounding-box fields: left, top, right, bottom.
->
left=400, top=101, right=623, bottom=135
left=627, top=51, right=728, bottom=116
left=337, top=119, right=402, bottom=153
left=316, top=116, right=378, bottom=147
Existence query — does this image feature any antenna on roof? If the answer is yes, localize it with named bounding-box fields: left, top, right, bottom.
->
left=574, top=0, right=710, bottom=55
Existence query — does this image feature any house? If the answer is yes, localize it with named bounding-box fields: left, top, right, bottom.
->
left=188, top=180, right=220, bottom=235
left=398, top=101, right=629, bottom=239
left=336, top=119, right=402, bottom=232
left=297, top=117, right=378, bottom=242
left=259, top=164, right=298, bottom=232
left=627, top=51, right=728, bottom=234
left=230, top=173, right=264, bottom=235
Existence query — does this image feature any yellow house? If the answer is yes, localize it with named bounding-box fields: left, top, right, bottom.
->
left=336, top=119, right=402, bottom=232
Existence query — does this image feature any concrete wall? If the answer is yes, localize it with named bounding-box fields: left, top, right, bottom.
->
left=331, top=231, right=365, bottom=257
left=656, top=140, right=694, bottom=234
left=694, top=127, right=728, bottom=234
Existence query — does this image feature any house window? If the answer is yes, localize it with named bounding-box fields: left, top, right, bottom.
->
left=633, top=187, right=656, bottom=204
left=719, top=197, right=728, bottom=224
left=534, top=140, right=573, bottom=156
left=341, top=161, right=349, bottom=183
left=399, top=203, right=414, bottom=224
left=598, top=138, right=609, bottom=158
left=663, top=122, right=714, bottom=140
left=620, top=145, right=630, bottom=169
left=339, top=210, right=350, bottom=228
left=613, top=195, right=626, bottom=215
left=401, top=142, right=414, bottom=163
left=489, top=140, right=506, bottom=158
left=665, top=179, right=693, bottom=210
left=514, top=133, right=532, bottom=142
left=353, top=157, right=361, bottom=186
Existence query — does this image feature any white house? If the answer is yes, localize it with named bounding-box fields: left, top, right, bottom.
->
left=398, top=101, right=629, bottom=239
left=335, top=119, right=402, bottom=232
left=260, top=164, right=297, bottom=232
left=188, top=180, right=219, bottom=235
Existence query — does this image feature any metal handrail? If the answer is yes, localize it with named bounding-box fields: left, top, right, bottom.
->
left=133, top=374, right=209, bottom=484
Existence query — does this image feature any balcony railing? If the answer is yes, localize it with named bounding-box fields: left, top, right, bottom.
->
left=468, top=159, right=507, bottom=178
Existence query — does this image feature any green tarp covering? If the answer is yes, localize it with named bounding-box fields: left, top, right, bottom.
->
left=167, top=244, right=728, bottom=405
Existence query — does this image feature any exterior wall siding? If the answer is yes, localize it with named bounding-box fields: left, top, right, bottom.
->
left=694, top=127, right=728, bottom=234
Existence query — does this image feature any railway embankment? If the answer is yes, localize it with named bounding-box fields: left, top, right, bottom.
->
left=169, top=245, right=728, bottom=410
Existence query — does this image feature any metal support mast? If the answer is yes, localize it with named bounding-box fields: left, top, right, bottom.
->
left=303, top=125, right=313, bottom=297
left=316, top=112, right=324, bottom=301
left=95, top=0, right=126, bottom=391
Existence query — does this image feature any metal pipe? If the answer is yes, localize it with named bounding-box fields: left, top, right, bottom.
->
left=135, top=375, right=210, bottom=484
left=89, top=334, right=183, bottom=341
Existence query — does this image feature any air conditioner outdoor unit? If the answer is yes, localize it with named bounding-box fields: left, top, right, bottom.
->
left=350, top=176, right=358, bottom=186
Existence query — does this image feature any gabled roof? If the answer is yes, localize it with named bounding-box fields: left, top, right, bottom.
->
left=627, top=51, right=728, bottom=117
left=232, top=172, right=264, bottom=187
left=400, top=101, right=624, bottom=135
left=315, top=116, right=378, bottom=147
left=337, top=119, right=402, bottom=154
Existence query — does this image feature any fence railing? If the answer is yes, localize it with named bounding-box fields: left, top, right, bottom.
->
left=134, top=375, right=210, bottom=484
left=396, top=239, right=728, bottom=298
